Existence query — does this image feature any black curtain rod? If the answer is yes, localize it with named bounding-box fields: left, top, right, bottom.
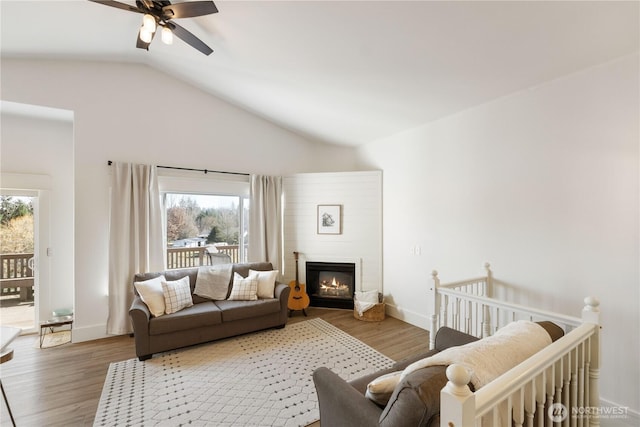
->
left=107, top=161, right=250, bottom=177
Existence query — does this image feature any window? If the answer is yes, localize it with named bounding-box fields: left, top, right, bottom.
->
left=165, top=193, right=249, bottom=268
left=158, top=171, right=250, bottom=270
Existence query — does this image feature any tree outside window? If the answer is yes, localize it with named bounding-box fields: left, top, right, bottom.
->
left=165, top=194, right=248, bottom=263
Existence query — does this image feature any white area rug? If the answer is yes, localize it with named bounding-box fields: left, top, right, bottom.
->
left=94, top=318, right=394, bottom=427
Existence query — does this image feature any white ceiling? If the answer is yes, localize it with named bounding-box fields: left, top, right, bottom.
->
left=2, top=0, right=638, bottom=146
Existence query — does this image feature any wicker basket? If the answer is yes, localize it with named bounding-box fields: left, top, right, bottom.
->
left=353, top=302, right=386, bottom=322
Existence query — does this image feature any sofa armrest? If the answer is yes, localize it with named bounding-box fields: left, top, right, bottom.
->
left=274, top=282, right=291, bottom=325
left=313, top=367, right=383, bottom=427
left=129, top=296, right=151, bottom=359
left=130, top=295, right=150, bottom=323
left=274, top=282, right=290, bottom=300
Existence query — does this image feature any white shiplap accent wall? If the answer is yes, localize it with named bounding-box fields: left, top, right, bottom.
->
left=283, top=171, right=382, bottom=293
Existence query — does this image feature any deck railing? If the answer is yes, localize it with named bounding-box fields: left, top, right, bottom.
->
left=166, top=245, right=245, bottom=269
left=1, top=246, right=245, bottom=297
left=1, top=253, right=34, bottom=301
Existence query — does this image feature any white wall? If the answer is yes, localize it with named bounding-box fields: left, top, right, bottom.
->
left=357, top=54, right=639, bottom=413
left=1, top=58, right=359, bottom=342
left=1, top=104, right=75, bottom=324
left=282, top=171, right=382, bottom=291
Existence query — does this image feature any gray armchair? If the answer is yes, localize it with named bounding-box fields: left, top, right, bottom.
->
left=313, top=322, right=564, bottom=427
left=312, top=327, right=479, bottom=427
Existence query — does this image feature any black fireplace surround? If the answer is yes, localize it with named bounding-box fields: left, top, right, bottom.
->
left=305, top=261, right=355, bottom=309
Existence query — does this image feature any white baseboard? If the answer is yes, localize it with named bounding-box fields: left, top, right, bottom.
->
left=385, top=303, right=431, bottom=331
left=598, top=398, right=640, bottom=426
left=72, top=323, right=112, bottom=343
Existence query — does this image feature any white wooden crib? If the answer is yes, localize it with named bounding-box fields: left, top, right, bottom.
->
left=429, top=263, right=601, bottom=427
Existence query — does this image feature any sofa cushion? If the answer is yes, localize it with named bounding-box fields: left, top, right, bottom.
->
left=215, top=298, right=281, bottom=322
left=379, top=365, right=453, bottom=427
left=434, top=326, right=479, bottom=351
left=149, top=301, right=222, bottom=335
left=536, top=320, right=564, bottom=342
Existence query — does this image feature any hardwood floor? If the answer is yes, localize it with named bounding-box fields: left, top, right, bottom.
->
left=0, top=307, right=429, bottom=427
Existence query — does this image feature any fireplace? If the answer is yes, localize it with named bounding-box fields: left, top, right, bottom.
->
left=305, top=261, right=355, bottom=309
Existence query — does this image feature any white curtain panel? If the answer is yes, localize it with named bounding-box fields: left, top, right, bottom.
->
left=248, top=175, right=283, bottom=272
left=107, top=162, right=165, bottom=335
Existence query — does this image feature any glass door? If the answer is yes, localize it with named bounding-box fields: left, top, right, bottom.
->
left=0, top=193, right=37, bottom=332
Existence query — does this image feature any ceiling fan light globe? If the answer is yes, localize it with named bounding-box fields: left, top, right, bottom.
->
left=161, top=27, right=174, bottom=45
left=142, top=13, right=156, bottom=33
left=140, top=27, right=153, bottom=44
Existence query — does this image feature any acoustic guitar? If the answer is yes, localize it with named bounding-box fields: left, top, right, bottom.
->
left=288, top=251, right=310, bottom=316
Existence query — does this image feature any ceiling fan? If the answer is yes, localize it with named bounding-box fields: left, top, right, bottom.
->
left=88, top=0, right=218, bottom=55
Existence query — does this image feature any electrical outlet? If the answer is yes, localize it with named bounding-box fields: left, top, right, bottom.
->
left=47, top=247, right=53, bottom=256
left=409, top=245, right=422, bottom=255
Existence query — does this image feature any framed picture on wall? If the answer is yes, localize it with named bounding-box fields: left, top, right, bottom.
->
left=317, top=204, right=342, bottom=234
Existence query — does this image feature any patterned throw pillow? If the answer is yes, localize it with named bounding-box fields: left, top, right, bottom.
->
left=134, top=275, right=167, bottom=317
left=227, top=272, right=258, bottom=301
left=162, top=276, right=194, bottom=314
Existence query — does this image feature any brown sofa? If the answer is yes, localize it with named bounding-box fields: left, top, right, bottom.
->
left=313, top=322, right=563, bottom=427
left=130, top=262, right=290, bottom=361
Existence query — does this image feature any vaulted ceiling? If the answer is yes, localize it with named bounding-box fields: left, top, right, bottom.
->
left=2, top=1, right=638, bottom=146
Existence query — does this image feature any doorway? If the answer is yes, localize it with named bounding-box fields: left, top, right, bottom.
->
left=0, top=193, right=38, bottom=332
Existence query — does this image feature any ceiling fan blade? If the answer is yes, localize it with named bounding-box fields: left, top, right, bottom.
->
left=162, top=1, right=218, bottom=19
left=167, top=22, right=213, bottom=55
left=87, top=0, right=143, bottom=14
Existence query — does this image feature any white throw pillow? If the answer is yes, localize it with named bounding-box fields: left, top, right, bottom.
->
left=134, top=275, right=167, bottom=317
left=249, top=269, right=279, bottom=299
left=227, top=272, right=258, bottom=301
left=162, top=276, right=194, bottom=314
left=365, top=371, right=402, bottom=406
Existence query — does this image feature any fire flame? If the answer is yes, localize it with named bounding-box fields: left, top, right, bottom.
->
left=319, top=276, right=351, bottom=297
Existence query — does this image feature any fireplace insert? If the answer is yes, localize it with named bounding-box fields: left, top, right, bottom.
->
left=305, top=261, right=355, bottom=309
